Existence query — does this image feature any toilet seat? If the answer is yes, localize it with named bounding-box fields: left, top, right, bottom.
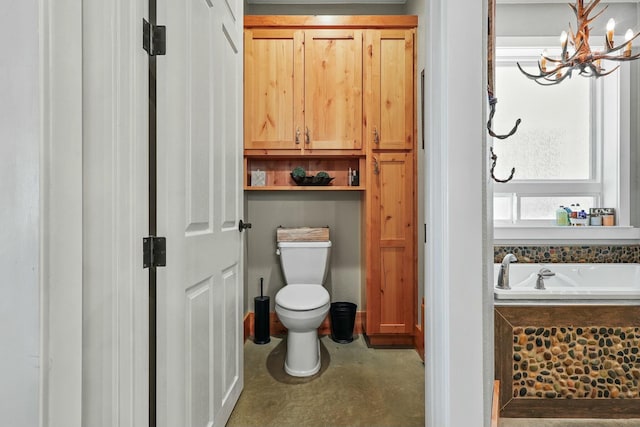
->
left=275, top=285, right=329, bottom=311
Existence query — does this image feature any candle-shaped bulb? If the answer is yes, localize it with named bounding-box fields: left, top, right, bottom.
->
left=606, top=18, right=616, bottom=48
left=540, top=50, right=548, bottom=72
left=624, top=28, right=634, bottom=56
left=560, top=31, right=568, bottom=59
left=606, top=18, right=616, bottom=33
left=625, top=29, right=634, bottom=41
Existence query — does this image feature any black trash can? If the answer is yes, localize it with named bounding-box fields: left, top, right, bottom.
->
left=329, top=302, right=357, bottom=343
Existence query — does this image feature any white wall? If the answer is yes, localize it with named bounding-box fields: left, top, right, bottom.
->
left=245, top=192, right=362, bottom=311
left=0, top=1, right=40, bottom=425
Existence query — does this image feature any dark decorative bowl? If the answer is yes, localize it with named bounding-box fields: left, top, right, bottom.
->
left=290, top=173, right=334, bottom=186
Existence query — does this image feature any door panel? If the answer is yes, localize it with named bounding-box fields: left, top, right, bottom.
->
left=157, top=0, right=244, bottom=426
left=368, top=153, right=414, bottom=335
left=305, top=30, right=362, bottom=150
left=244, top=29, right=304, bottom=150
left=366, top=29, right=414, bottom=150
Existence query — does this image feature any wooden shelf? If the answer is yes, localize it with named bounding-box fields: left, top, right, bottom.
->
left=245, top=185, right=364, bottom=191
left=245, top=157, right=365, bottom=190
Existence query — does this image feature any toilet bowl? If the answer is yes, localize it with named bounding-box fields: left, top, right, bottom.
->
left=275, top=239, right=331, bottom=377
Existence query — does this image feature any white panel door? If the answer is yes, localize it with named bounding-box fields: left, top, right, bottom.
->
left=156, top=0, right=244, bottom=426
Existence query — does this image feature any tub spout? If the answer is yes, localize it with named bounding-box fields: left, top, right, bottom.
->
left=496, top=253, right=518, bottom=290
left=535, top=268, right=555, bottom=290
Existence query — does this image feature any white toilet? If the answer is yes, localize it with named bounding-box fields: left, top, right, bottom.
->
left=275, top=239, right=331, bottom=377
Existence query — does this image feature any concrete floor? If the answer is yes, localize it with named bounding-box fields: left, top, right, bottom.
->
left=226, top=334, right=425, bottom=427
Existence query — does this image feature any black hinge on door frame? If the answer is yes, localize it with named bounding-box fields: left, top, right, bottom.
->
left=143, top=236, right=167, bottom=268
left=143, top=19, right=166, bottom=56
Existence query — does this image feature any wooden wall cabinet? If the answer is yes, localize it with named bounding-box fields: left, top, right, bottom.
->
left=364, top=29, right=415, bottom=151
left=244, top=29, right=303, bottom=152
left=244, top=28, right=363, bottom=155
left=244, top=16, right=418, bottom=348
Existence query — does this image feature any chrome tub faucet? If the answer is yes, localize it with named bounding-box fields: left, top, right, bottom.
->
left=496, top=253, right=518, bottom=290
left=535, top=268, right=555, bottom=290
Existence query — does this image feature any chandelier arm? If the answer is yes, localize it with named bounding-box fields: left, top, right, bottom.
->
left=583, top=7, right=607, bottom=26
left=516, top=61, right=546, bottom=79
left=608, top=53, right=640, bottom=61
left=594, top=65, right=620, bottom=77
left=537, top=68, right=573, bottom=85
left=517, top=61, right=568, bottom=80
left=599, top=52, right=640, bottom=61
left=604, top=31, right=640, bottom=54
left=583, top=0, right=605, bottom=17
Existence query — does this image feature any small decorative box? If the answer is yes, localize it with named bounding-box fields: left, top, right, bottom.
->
left=251, top=169, right=266, bottom=187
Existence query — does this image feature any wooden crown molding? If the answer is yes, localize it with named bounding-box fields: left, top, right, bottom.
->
left=244, top=15, right=418, bottom=29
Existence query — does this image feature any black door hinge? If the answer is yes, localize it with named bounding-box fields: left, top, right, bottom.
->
left=143, top=236, right=167, bottom=268
left=143, top=19, right=166, bottom=56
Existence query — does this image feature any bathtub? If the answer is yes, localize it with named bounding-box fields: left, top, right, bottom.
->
left=493, top=263, right=640, bottom=300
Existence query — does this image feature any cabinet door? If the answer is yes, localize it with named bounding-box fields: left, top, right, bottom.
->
left=367, top=152, right=415, bottom=335
left=365, top=29, right=414, bottom=150
left=244, top=29, right=304, bottom=150
left=304, top=30, right=363, bottom=150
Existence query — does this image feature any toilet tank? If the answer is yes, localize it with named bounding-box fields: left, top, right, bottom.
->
left=277, top=241, right=332, bottom=285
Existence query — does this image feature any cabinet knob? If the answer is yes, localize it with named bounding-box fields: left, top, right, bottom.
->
left=373, top=127, right=380, bottom=144
left=373, top=157, right=379, bottom=175
left=295, top=127, right=301, bottom=144
left=305, top=127, right=311, bottom=144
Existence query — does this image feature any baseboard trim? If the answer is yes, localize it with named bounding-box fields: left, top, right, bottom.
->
left=415, top=297, right=425, bottom=360
left=491, top=380, right=500, bottom=427
left=243, top=312, right=251, bottom=342
left=365, top=333, right=415, bottom=347
left=414, top=324, right=424, bottom=360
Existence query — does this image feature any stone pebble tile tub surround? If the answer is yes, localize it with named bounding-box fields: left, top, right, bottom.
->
left=494, top=245, right=640, bottom=264
left=512, top=326, right=640, bottom=400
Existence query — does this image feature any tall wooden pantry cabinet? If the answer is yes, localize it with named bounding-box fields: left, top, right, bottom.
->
left=364, top=28, right=416, bottom=346
left=244, top=16, right=418, bottom=348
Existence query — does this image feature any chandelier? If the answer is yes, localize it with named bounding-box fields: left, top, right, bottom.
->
left=518, top=0, right=640, bottom=85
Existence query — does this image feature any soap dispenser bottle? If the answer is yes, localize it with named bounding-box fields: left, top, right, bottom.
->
left=556, top=206, right=569, bottom=226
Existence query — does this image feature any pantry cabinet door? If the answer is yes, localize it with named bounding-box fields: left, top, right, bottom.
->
left=244, top=29, right=304, bottom=150
left=367, top=152, right=415, bottom=336
left=365, top=29, right=414, bottom=150
left=304, top=30, right=363, bottom=150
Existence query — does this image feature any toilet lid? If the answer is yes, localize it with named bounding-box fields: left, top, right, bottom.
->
left=275, top=285, right=330, bottom=311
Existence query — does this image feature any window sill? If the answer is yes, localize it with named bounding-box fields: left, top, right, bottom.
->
left=494, top=226, right=640, bottom=245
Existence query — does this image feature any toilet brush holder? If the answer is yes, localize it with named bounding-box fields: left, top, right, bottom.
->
left=254, top=296, right=270, bottom=344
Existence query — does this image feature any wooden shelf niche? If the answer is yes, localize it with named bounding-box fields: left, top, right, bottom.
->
left=244, top=157, right=365, bottom=190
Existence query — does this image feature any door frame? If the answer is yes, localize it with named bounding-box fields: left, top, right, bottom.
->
left=42, top=1, right=491, bottom=426
left=40, top=0, right=83, bottom=425
left=41, top=0, right=149, bottom=426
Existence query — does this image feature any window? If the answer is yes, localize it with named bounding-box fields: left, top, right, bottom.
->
left=492, top=41, right=630, bottom=230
